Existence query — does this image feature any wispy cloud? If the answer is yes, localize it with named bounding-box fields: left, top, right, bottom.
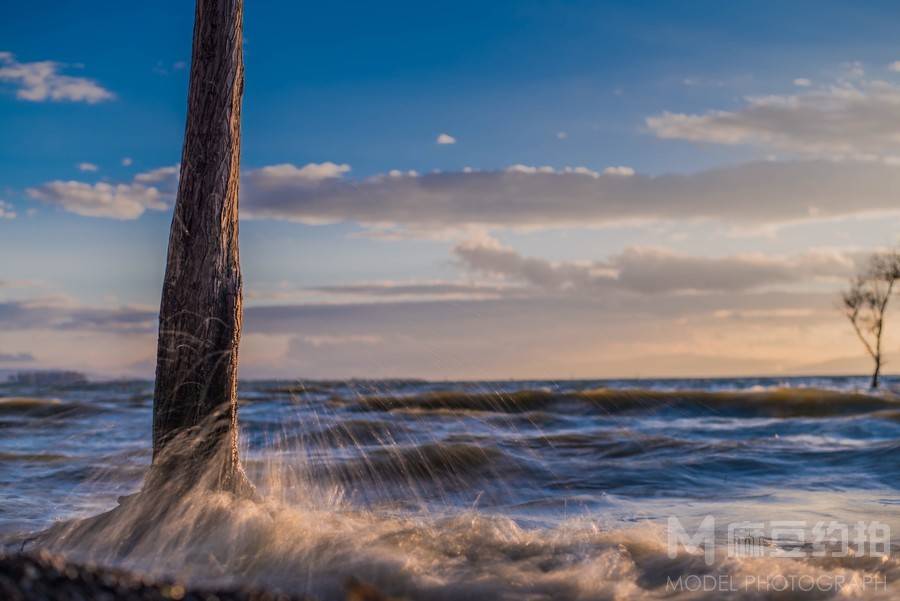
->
left=454, top=239, right=858, bottom=295
left=647, top=76, right=900, bottom=161
left=0, top=351, right=34, bottom=362
left=77, top=162, right=98, bottom=172
left=436, top=133, right=457, bottom=145
left=0, top=200, right=16, bottom=219
left=0, top=298, right=155, bottom=333
left=0, top=51, right=114, bottom=103
left=308, top=281, right=514, bottom=302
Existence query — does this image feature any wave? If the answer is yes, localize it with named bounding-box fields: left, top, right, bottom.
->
left=25, top=486, right=900, bottom=601
left=348, top=388, right=900, bottom=418
left=0, top=396, right=106, bottom=420
left=0, top=451, right=72, bottom=463
left=306, top=419, right=411, bottom=447
left=302, top=442, right=520, bottom=488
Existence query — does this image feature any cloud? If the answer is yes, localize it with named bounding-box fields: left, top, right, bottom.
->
left=248, top=162, right=349, bottom=185
left=0, top=52, right=114, bottom=103
left=436, top=133, right=457, bottom=145
left=240, top=288, right=858, bottom=379
left=240, top=160, right=900, bottom=235
left=294, top=334, right=383, bottom=348
left=609, top=247, right=856, bottom=294
left=0, top=279, right=44, bottom=290
left=793, top=78, right=812, bottom=87
left=132, top=165, right=179, bottom=184
left=0, top=200, right=16, bottom=219
left=34, top=158, right=900, bottom=233
left=556, top=131, right=568, bottom=139
left=647, top=78, right=900, bottom=161
left=602, top=166, right=635, bottom=176
left=1, top=280, right=880, bottom=379
left=28, top=166, right=177, bottom=219
left=153, top=60, right=187, bottom=76
left=77, top=162, right=98, bottom=172
left=309, top=282, right=514, bottom=302
left=889, top=61, right=900, bottom=73
left=454, top=240, right=857, bottom=294
left=27, top=180, right=169, bottom=219
left=0, top=298, right=155, bottom=333
left=0, top=351, right=34, bottom=362
left=121, top=157, right=133, bottom=167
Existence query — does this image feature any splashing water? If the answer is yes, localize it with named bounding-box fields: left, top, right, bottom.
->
left=2, top=376, right=900, bottom=599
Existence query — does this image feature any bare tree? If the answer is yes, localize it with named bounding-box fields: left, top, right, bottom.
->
left=151, top=0, right=250, bottom=492
left=841, top=250, right=900, bottom=388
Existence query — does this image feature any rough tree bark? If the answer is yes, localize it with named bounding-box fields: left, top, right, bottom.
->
left=151, top=0, right=247, bottom=491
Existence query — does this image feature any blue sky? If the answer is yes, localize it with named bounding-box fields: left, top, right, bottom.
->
left=2, top=1, right=900, bottom=378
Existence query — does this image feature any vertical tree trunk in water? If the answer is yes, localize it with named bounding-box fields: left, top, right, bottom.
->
left=871, top=358, right=881, bottom=389
left=152, top=0, right=246, bottom=491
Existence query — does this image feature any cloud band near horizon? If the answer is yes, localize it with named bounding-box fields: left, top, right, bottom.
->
left=22, top=159, right=900, bottom=234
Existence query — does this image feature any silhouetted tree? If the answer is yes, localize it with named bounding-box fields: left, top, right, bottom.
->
left=152, top=0, right=249, bottom=491
left=841, top=251, right=900, bottom=388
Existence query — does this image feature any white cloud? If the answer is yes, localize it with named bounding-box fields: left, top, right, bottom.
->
left=505, top=164, right=555, bottom=174
left=0, top=200, right=16, bottom=219
left=436, top=133, right=457, bottom=145
left=890, top=61, right=900, bottom=73
left=132, top=165, right=179, bottom=184
left=27, top=181, right=168, bottom=219
left=121, top=157, right=133, bottom=167
left=0, top=51, right=114, bottom=103
left=35, top=156, right=900, bottom=235
left=27, top=166, right=178, bottom=220
left=77, top=162, right=98, bottom=172
left=647, top=78, right=900, bottom=161
left=387, top=169, right=418, bottom=178
left=249, top=162, right=350, bottom=186
left=602, top=165, right=635, bottom=176
left=239, top=160, right=900, bottom=235
left=793, top=78, right=811, bottom=87
left=556, top=131, right=568, bottom=139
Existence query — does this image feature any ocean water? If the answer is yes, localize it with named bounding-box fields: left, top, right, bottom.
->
left=2, top=375, right=900, bottom=599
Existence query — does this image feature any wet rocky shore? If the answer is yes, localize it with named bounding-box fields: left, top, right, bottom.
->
left=0, top=552, right=389, bottom=601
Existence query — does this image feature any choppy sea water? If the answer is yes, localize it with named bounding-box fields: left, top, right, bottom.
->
left=2, top=376, right=900, bottom=599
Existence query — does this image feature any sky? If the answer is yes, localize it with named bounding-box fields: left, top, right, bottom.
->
left=1, top=0, right=900, bottom=380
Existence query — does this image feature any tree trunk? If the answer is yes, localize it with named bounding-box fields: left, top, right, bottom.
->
left=151, top=0, right=246, bottom=491
left=871, top=356, right=881, bottom=389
